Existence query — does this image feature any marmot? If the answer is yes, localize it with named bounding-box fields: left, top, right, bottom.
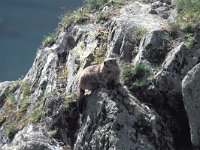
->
left=77, top=58, right=120, bottom=113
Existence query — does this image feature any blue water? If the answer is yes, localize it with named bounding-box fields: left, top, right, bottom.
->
left=0, top=0, right=83, bottom=81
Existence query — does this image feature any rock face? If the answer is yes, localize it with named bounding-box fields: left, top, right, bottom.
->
left=2, top=125, right=62, bottom=150
left=134, top=30, right=170, bottom=65
left=1, top=0, right=199, bottom=149
left=0, top=81, right=12, bottom=108
left=182, top=63, right=200, bottom=148
left=107, top=1, right=169, bottom=61
left=74, top=87, right=173, bottom=150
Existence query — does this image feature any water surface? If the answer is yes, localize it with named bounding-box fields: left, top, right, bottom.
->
left=0, top=0, right=83, bottom=81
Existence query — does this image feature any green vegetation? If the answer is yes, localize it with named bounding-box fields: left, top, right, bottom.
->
left=160, top=33, right=172, bottom=41
left=122, top=63, right=152, bottom=91
left=177, top=0, right=200, bottom=30
left=58, top=65, right=68, bottom=80
left=19, top=80, right=31, bottom=110
left=63, top=101, right=70, bottom=111
left=96, top=11, right=110, bottom=22
left=85, top=0, right=131, bottom=9
left=60, top=11, right=74, bottom=29
left=5, top=93, right=16, bottom=104
left=8, top=80, right=21, bottom=92
left=42, top=33, right=57, bottom=46
left=0, top=80, right=64, bottom=139
left=21, top=80, right=31, bottom=96
left=133, top=28, right=148, bottom=41
left=60, top=0, right=132, bottom=29
left=28, top=109, right=43, bottom=124
left=62, top=94, right=77, bottom=111
left=25, top=92, right=52, bottom=123
left=132, top=28, right=148, bottom=54
left=5, top=80, right=23, bottom=105
left=60, top=9, right=89, bottom=30
left=92, top=30, right=108, bottom=64
left=20, top=97, right=29, bottom=110
left=5, top=122, right=16, bottom=138
left=181, top=33, right=194, bottom=51
left=85, top=0, right=109, bottom=10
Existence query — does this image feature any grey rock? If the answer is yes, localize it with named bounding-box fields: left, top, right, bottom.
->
left=150, top=0, right=174, bottom=19
left=182, top=63, right=200, bottom=148
left=161, top=0, right=172, bottom=5
left=155, top=40, right=200, bottom=108
left=156, top=6, right=170, bottom=19
left=0, top=81, right=12, bottom=108
left=168, top=8, right=177, bottom=25
left=2, top=125, right=62, bottom=150
left=74, top=87, right=174, bottom=150
left=154, top=37, right=200, bottom=148
left=65, top=24, right=100, bottom=93
left=107, top=1, right=170, bottom=62
left=151, top=1, right=162, bottom=9
left=134, top=30, right=170, bottom=65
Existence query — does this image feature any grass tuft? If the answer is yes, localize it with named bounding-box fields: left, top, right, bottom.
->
left=42, top=33, right=57, bottom=47
left=122, top=63, right=152, bottom=91
left=177, top=0, right=200, bottom=30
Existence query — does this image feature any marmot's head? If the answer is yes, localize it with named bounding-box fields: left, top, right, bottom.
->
left=104, top=58, right=118, bottom=68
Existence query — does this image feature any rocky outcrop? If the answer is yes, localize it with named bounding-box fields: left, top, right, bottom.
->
left=134, top=30, right=170, bottom=65
left=0, top=81, right=12, bottom=108
left=74, top=87, right=173, bottom=150
left=2, top=125, right=62, bottom=150
left=182, top=63, right=200, bottom=149
left=107, top=1, right=169, bottom=62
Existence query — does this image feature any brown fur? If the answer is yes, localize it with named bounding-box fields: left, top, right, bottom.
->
left=77, top=58, right=120, bottom=113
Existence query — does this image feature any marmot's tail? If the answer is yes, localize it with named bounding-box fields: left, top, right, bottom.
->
left=77, top=88, right=85, bottom=114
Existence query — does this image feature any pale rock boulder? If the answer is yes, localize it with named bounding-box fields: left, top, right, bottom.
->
left=182, top=63, right=200, bottom=148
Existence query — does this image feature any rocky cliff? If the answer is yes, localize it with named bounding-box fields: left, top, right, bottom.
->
left=0, top=0, right=200, bottom=149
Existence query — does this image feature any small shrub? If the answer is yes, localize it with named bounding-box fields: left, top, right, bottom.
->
left=85, top=0, right=130, bottom=10
left=62, top=102, right=70, bottom=111
left=177, top=0, right=200, bottom=30
left=133, top=28, right=148, bottom=40
left=21, top=80, right=31, bottom=97
left=60, top=11, right=74, bottom=29
left=160, top=33, right=172, bottom=41
left=85, top=0, right=109, bottom=10
left=42, top=33, right=57, bottom=46
left=8, top=80, right=21, bottom=92
left=122, top=63, right=152, bottom=91
left=96, top=11, right=110, bottom=22
left=183, top=34, right=194, bottom=49
left=28, top=109, right=43, bottom=123
left=64, top=94, right=77, bottom=102
left=62, top=94, right=77, bottom=111
left=92, top=30, right=108, bottom=64
left=19, top=80, right=31, bottom=110
left=58, top=65, right=68, bottom=80
left=5, top=122, right=16, bottom=138
left=113, top=0, right=130, bottom=6
left=133, top=28, right=148, bottom=49
left=5, top=93, right=16, bottom=104
left=20, top=97, right=29, bottom=110
left=74, top=9, right=89, bottom=24
left=43, top=91, right=56, bottom=100
left=60, top=9, right=89, bottom=30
